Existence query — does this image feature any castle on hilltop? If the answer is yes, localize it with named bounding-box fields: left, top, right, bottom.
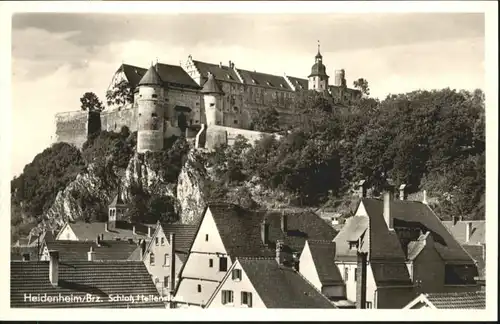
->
left=54, top=44, right=362, bottom=151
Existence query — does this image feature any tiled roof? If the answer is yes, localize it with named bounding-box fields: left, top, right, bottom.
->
left=201, top=73, right=224, bottom=94
left=192, top=60, right=242, bottom=83
left=442, top=220, right=485, bottom=245
left=45, top=240, right=139, bottom=261
left=344, top=216, right=369, bottom=242
left=208, top=203, right=336, bottom=261
left=347, top=199, right=473, bottom=263
left=10, top=261, right=165, bottom=308
left=160, top=223, right=198, bottom=254
left=370, top=262, right=413, bottom=286
left=306, top=240, right=343, bottom=285
left=238, top=258, right=335, bottom=308
left=308, top=62, right=328, bottom=78
left=11, top=246, right=39, bottom=261
left=286, top=76, right=308, bottom=91
left=155, top=63, right=200, bottom=89
left=120, top=64, right=147, bottom=89
left=406, top=232, right=429, bottom=261
left=138, top=65, right=163, bottom=87
left=62, top=221, right=154, bottom=241
left=236, top=69, right=292, bottom=91
left=425, top=291, right=485, bottom=309
left=463, top=244, right=485, bottom=279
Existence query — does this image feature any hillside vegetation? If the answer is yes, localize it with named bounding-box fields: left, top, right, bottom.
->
left=10, top=87, right=485, bottom=242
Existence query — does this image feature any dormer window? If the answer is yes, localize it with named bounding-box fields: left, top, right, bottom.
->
left=266, top=81, right=272, bottom=86
left=227, top=74, right=232, bottom=80
left=252, top=79, right=256, bottom=84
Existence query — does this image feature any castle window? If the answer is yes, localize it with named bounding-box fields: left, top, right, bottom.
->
left=195, top=120, right=199, bottom=123
left=233, top=106, right=239, bottom=112
left=152, top=113, right=158, bottom=118
left=210, top=103, right=215, bottom=107
left=152, top=94, right=158, bottom=98
left=196, top=102, right=199, bottom=106
left=233, top=120, right=238, bottom=124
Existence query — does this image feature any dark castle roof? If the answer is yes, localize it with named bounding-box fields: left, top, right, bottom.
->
left=138, top=65, right=163, bottom=87
left=201, top=73, right=224, bottom=94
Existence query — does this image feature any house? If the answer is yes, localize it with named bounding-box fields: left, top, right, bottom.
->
left=442, top=219, right=486, bottom=288
left=55, top=221, right=154, bottom=242
left=205, top=256, right=335, bottom=308
left=39, top=238, right=140, bottom=261
left=10, top=250, right=166, bottom=308
left=173, top=203, right=336, bottom=308
left=298, top=240, right=354, bottom=308
left=139, top=222, right=198, bottom=296
left=403, top=291, right=485, bottom=309
left=14, top=229, right=54, bottom=248
left=11, top=246, right=40, bottom=261
left=332, top=182, right=480, bottom=309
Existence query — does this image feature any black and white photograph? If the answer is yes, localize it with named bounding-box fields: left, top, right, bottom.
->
left=0, top=0, right=497, bottom=321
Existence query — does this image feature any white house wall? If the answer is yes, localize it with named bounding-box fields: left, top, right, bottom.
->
left=298, top=241, right=322, bottom=291
left=56, top=225, right=78, bottom=241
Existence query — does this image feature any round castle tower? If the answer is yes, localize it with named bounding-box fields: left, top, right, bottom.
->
left=136, top=65, right=165, bottom=153
left=201, top=72, right=224, bottom=126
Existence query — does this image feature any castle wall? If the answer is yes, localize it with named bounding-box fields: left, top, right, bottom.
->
left=165, top=88, right=203, bottom=126
left=54, top=111, right=90, bottom=149
left=100, top=105, right=138, bottom=133
left=205, top=125, right=281, bottom=150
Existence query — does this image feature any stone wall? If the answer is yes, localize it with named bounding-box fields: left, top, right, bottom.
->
left=100, top=105, right=137, bottom=133
left=205, top=125, right=280, bottom=150
left=54, top=111, right=90, bottom=149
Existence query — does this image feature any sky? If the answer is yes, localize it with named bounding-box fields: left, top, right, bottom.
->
left=10, top=12, right=485, bottom=179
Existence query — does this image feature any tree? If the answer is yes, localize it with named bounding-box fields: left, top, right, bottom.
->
left=251, top=107, right=280, bottom=133
left=353, top=78, right=370, bottom=96
left=80, top=92, right=104, bottom=112
left=106, top=80, right=134, bottom=107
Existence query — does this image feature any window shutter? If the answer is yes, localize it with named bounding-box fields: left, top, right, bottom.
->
left=241, top=291, right=244, bottom=304
left=248, top=293, right=252, bottom=307
left=221, top=291, right=226, bottom=304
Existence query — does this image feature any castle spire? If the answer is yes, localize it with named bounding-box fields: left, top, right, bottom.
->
left=317, top=40, right=321, bottom=55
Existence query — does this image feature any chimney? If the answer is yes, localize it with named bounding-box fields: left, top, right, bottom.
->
left=105, top=222, right=109, bottom=232
left=88, top=246, right=95, bottom=261
left=281, top=212, right=288, bottom=233
left=219, top=62, right=222, bottom=68
left=228, top=60, right=232, bottom=68
left=261, top=219, right=269, bottom=245
left=49, top=250, right=59, bottom=286
left=465, top=222, right=473, bottom=243
left=133, top=225, right=136, bottom=235
left=399, top=184, right=407, bottom=200
left=358, top=180, right=367, bottom=198
left=148, top=226, right=152, bottom=238
left=169, top=233, right=176, bottom=295
left=356, top=252, right=368, bottom=309
left=275, top=240, right=284, bottom=265
left=422, top=190, right=428, bottom=205
left=383, top=191, right=394, bottom=230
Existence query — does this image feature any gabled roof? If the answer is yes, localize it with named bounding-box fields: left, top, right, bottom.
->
left=286, top=76, right=308, bottom=91
left=138, top=65, right=163, bottom=87
left=59, top=221, right=154, bottom=241
left=154, top=63, right=200, bottom=89
left=306, top=240, right=343, bottom=285
left=201, top=73, right=224, bottom=94
left=236, top=69, right=292, bottom=91
left=207, top=203, right=336, bottom=261
left=405, top=292, right=485, bottom=309
left=192, top=60, right=242, bottom=83
left=336, top=198, right=474, bottom=264
left=118, top=63, right=147, bottom=89
left=237, top=257, right=335, bottom=308
left=10, top=261, right=165, bottom=308
left=45, top=240, right=140, bottom=261
left=442, top=220, right=486, bottom=245
left=143, top=223, right=198, bottom=262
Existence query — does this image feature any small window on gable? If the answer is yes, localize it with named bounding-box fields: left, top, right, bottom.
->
left=221, top=290, right=234, bottom=305
left=161, top=237, right=165, bottom=245
left=197, top=284, right=202, bottom=293
left=150, top=253, right=155, bottom=265
left=344, top=267, right=349, bottom=281
left=155, top=237, right=159, bottom=246
left=205, top=234, right=209, bottom=241
left=209, top=259, right=213, bottom=268
left=241, top=292, right=252, bottom=307
left=232, top=269, right=242, bottom=281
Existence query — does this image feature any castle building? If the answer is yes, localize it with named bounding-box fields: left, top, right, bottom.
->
left=55, top=45, right=362, bottom=152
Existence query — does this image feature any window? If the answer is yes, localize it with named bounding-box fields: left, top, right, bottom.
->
left=164, top=276, right=169, bottom=288
left=152, top=112, right=158, bottom=118
left=221, top=290, right=234, bottom=305
left=161, top=237, right=165, bottom=245
left=233, top=120, right=238, bottom=124
left=164, top=254, right=170, bottom=266
left=210, top=103, right=215, bottom=107
left=354, top=268, right=358, bottom=282
left=219, top=257, right=228, bottom=272
left=150, top=253, right=155, bottom=265
left=232, top=269, right=242, bottom=281
left=344, top=267, right=349, bottom=281
left=366, top=301, right=373, bottom=309
left=197, top=284, right=202, bottom=293
left=152, top=94, right=158, bottom=98
left=196, top=102, right=199, bottom=106
left=155, top=237, right=159, bottom=246
left=205, top=234, right=209, bottom=241
left=209, top=259, right=214, bottom=268
left=241, top=292, right=253, bottom=307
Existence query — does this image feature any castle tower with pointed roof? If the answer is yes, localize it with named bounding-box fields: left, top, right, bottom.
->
left=136, top=64, right=165, bottom=153
left=201, top=72, right=223, bottom=126
left=308, top=41, right=329, bottom=92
